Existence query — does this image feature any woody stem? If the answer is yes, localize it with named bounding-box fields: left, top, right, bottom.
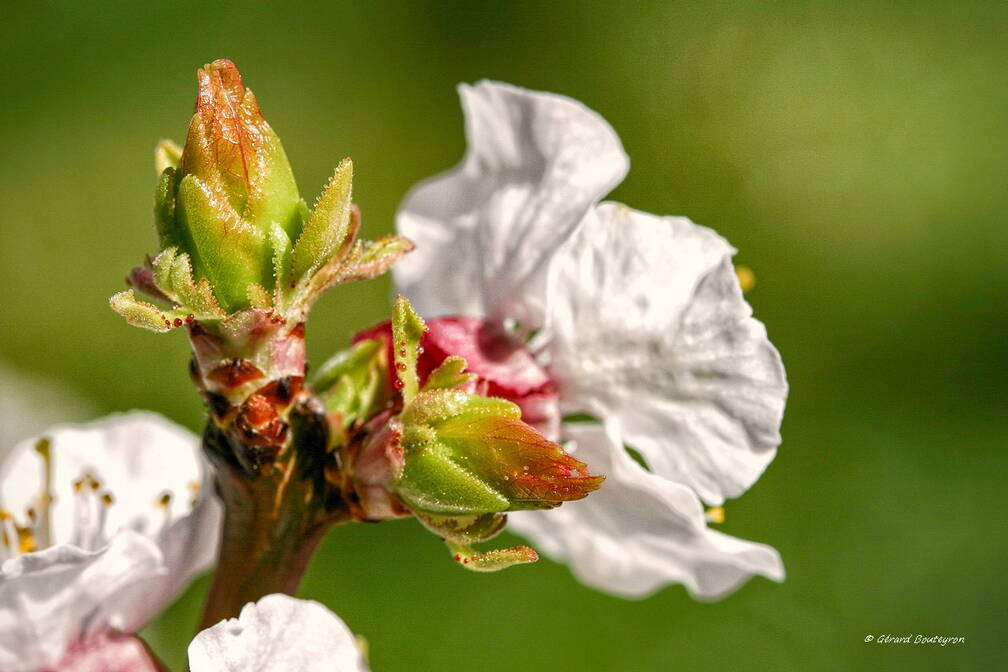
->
left=196, top=396, right=346, bottom=629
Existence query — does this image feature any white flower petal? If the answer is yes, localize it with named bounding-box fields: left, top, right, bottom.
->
left=0, top=531, right=162, bottom=672
left=395, top=81, right=628, bottom=325
left=107, top=487, right=221, bottom=633
left=0, top=411, right=222, bottom=634
left=188, top=594, right=368, bottom=672
left=547, top=203, right=788, bottom=505
left=508, top=424, right=784, bottom=600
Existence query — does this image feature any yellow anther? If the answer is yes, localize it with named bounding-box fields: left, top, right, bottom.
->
left=705, top=506, right=725, bottom=524
left=26, top=507, right=36, bottom=523
left=0, top=509, right=11, bottom=521
left=101, top=492, right=115, bottom=507
left=72, top=478, right=85, bottom=493
left=33, top=437, right=51, bottom=459
left=16, top=527, right=36, bottom=554
left=86, top=474, right=101, bottom=491
left=157, top=492, right=173, bottom=508
left=735, top=265, right=756, bottom=293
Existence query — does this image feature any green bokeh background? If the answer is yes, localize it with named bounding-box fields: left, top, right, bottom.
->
left=2, top=1, right=1005, bottom=669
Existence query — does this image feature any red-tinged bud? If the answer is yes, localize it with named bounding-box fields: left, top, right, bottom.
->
left=154, top=59, right=304, bottom=313
left=393, top=389, right=602, bottom=515
left=354, top=316, right=561, bottom=438
left=180, top=59, right=300, bottom=222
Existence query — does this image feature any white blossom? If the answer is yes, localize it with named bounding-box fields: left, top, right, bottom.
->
left=0, top=412, right=221, bottom=670
left=189, top=594, right=368, bottom=672
left=395, top=81, right=787, bottom=599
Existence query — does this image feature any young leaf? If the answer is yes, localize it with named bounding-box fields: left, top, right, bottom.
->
left=293, top=158, right=353, bottom=281
left=109, top=290, right=169, bottom=332
left=270, top=222, right=293, bottom=308
left=422, top=356, right=474, bottom=392
left=391, top=296, right=427, bottom=403
left=446, top=541, right=538, bottom=573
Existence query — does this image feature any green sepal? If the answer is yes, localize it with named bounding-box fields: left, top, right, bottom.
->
left=154, top=168, right=183, bottom=251
left=402, top=388, right=519, bottom=427
left=293, top=158, right=353, bottom=281
left=391, top=296, right=426, bottom=403
left=397, top=434, right=510, bottom=515
left=176, top=174, right=267, bottom=312
left=422, top=356, right=475, bottom=392
left=416, top=511, right=507, bottom=545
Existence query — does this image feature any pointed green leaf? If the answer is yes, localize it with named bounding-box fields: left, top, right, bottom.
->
left=446, top=541, right=538, bottom=573
left=151, top=247, right=179, bottom=302
left=335, top=235, right=414, bottom=284
left=247, top=283, right=272, bottom=310
left=313, top=338, right=383, bottom=392
left=270, top=222, right=293, bottom=308
left=293, top=158, right=353, bottom=281
left=169, top=252, right=226, bottom=318
left=391, top=296, right=426, bottom=403
left=109, top=290, right=169, bottom=332
left=314, top=339, right=389, bottom=437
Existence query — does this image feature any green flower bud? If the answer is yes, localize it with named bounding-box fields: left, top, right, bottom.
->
left=341, top=297, right=602, bottom=571
left=164, top=58, right=304, bottom=312
left=112, top=59, right=413, bottom=331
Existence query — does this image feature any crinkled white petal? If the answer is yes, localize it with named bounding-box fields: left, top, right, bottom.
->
left=508, top=424, right=783, bottom=600
left=547, top=203, right=788, bottom=505
left=188, top=594, right=368, bottom=672
left=0, top=531, right=163, bottom=672
left=395, top=80, right=629, bottom=326
left=0, top=411, right=222, bottom=635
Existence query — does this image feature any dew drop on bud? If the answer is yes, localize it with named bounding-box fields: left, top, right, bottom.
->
left=186, top=314, right=195, bottom=324
left=173, top=318, right=183, bottom=328
left=395, top=362, right=407, bottom=371
left=394, top=379, right=404, bottom=390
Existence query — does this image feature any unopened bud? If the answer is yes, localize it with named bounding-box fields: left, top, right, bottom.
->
left=162, top=58, right=304, bottom=312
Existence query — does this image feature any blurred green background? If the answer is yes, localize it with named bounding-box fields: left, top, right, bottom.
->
left=1, top=1, right=1005, bottom=669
